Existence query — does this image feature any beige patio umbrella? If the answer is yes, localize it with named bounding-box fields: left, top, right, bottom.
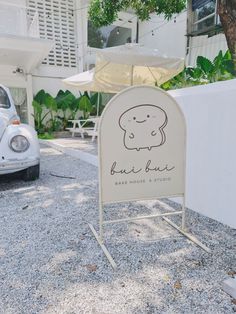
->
left=62, top=68, right=110, bottom=93
left=63, top=44, right=184, bottom=94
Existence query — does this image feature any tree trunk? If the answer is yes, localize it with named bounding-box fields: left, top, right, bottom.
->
left=218, top=0, right=236, bottom=72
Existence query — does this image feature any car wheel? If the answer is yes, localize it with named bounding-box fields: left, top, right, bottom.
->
left=23, top=164, right=40, bottom=181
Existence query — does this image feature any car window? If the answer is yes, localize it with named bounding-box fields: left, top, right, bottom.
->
left=0, top=87, right=11, bottom=109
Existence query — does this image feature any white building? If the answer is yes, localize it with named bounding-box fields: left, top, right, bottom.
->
left=0, top=0, right=53, bottom=125
left=0, top=0, right=228, bottom=126
left=186, top=0, right=228, bottom=65
left=138, top=11, right=187, bottom=59
left=0, top=0, right=139, bottom=125
left=139, top=0, right=230, bottom=66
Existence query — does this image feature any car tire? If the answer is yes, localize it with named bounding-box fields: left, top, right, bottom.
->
left=23, top=164, right=40, bottom=181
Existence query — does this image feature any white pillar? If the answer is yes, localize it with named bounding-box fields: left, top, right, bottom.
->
left=26, top=73, right=35, bottom=127
left=75, top=0, right=88, bottom=72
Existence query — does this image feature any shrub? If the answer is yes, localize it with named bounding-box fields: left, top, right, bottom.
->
left=32, top=90, right=104, bottom=135
left=161, top=50, right=235, bottom=91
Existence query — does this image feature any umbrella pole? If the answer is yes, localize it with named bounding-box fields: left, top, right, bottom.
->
left=96, top=93, right=100, bottom=117
left=131, top=65, right=134, bottom=86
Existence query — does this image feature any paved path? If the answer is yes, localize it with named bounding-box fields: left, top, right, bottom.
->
left=40, top=138, right=98, bottom=167
left=44, top=137, right=97, bottom=155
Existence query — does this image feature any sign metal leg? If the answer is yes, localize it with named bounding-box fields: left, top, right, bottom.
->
left=181, top=196, right=186, bottom=231
left=162, top=216, right=211, bottom=253
left=88, top=223, right=117, bottom=269
left=89, top=200, right=211, bottom=269
left=99, top=201, right=104, bottom=243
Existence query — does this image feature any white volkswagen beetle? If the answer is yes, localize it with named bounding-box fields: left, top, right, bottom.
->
left=0, top=84, right=40, bottom=180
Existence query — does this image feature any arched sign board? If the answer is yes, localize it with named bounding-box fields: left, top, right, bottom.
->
left=100, top=86, right=186, bottom=203
left=88, top=86, right=210, bottom=269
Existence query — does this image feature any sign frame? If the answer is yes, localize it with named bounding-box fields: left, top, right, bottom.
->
left=88, top=86, right=210, bottom=269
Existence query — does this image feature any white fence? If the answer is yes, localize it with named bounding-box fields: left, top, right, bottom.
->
left=169, top=79, right=236, bottom=229
left=186, top=34, right=228, bottom=66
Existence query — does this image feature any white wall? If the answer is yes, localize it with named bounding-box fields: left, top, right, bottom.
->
left=139, top=11, right=187, bottom=58
left=168, top=79, right=236, bottom=229
left=32, top=76, right=81, bottom=97
left=32, top=66, right=79, bottom=96
left=0, top=65, right=27, bottom=89
left=0, top=0, right=28, bottom=36
left=0, top=0, right=26, bottom=5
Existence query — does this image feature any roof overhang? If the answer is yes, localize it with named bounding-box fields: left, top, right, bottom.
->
left=0, top=34, right=54, bottom=73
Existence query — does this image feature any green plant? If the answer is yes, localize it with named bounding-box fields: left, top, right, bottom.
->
left=55, top=90, right=80, bottom=129
left=89, top=0, right=236, bottom=74
left=32, top=90, right=50, bottom=134
left=90, top=92, right=104, bottom=116
left=78, top=92, right=93, bottom=119
left=43, top=92, right=58, bottom=132
left=32, top=89, right=58, bottom=133
left=194, top=50, right=234, bottom=82
left=38, top=132, right=54, bottom=140
left=69, top=96, right=81, bottom=120
left=33, top=89, right=105, bottom=136
left=78, top=92, right=104, bottom=119
left=161, top=50, right=235, bottom=91
left=88, top=0, right=186, bottom=27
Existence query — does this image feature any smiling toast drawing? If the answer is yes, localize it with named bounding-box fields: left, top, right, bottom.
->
left=119, top=104, right=168, bottom=151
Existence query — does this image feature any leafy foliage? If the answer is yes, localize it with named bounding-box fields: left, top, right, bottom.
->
left=32, top=90, right=50, bottom=134
left=161, top=50, right=235, bottom=90
left=33, top=51, right=234, bottom=134
left=90, top=92, right=104, bottom=116
left=79, top=94, right=93, bottom=119
left=32, top=89, right=104, bottom=135
left=55, top=90, right=80, bottom=129
left=38, top=132, right=54, bottom=140
left=88, top=0, right=186, bottom=27
left=32, top=90, right=59, bottom=133
left=88, top=0, right=236, bottom=74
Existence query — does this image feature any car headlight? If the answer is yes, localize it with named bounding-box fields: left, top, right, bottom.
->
left=10, top=135, right=29, bottom=153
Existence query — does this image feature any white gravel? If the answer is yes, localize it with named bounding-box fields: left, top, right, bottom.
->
left=0, top=144, right=235, bottom=314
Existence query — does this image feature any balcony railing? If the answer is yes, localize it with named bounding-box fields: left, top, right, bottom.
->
left=0, top=2, right=39, bottom=38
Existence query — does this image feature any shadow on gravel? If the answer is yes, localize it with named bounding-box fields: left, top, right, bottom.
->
left=0, top=145, right=235, bottom=314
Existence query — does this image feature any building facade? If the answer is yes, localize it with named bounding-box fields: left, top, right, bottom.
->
left=0, top=0, right=140, bottom=125
left=186, top=0, right=228, bottom=65
left=0, top=0, right=54, bottom=124
left=1, top=0, right=226, bottom=126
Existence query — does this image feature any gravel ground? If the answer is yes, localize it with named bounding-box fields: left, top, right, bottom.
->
left=0, top=144, right=235, bottom=314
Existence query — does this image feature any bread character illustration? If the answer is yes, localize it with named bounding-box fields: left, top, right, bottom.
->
left=119, top=104, right=168, bottom=151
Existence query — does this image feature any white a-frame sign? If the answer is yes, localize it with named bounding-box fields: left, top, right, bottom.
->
left=89, top=86, right=210, bottom=269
